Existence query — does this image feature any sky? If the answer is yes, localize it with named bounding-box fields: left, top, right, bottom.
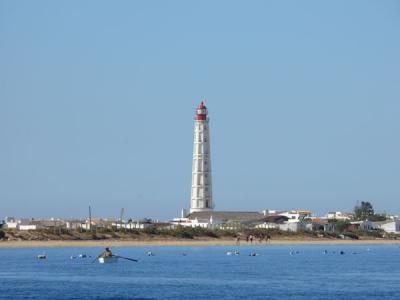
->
left=1, top=0, right=399, bottom=220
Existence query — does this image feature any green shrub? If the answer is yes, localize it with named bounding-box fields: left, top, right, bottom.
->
left=328, top=220, right=350, bottom=233
left=213, top=229, right=237, bottom=237
left=126, top=229, right=140, bottom=235
left=96, top=228, right=114, bottom=234
left=323, top=232, right=339, bottom=239
left=163, top=226, right=222, bottom=239
left=142, top=227, right=161, bottom=235
left=343, top=232, right=359, bottom=240
left=367, top=215, right=387, bottom=222
left=175, top=230, right=194, bottom=239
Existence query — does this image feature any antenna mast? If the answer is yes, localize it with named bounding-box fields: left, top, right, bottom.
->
left=89, top=205, right=92, bottom=232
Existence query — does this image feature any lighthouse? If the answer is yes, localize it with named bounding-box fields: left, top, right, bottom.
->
left=190, top=102, right=213, bottom=213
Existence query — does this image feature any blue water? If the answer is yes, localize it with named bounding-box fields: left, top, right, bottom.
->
left=0, top=245, right=399, bottom=299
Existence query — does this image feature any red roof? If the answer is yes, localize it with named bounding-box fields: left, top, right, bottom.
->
left=197, top=101, right=206, bottom=109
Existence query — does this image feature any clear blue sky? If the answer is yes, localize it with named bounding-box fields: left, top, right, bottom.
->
left=1, top=0, right=399, bottom=220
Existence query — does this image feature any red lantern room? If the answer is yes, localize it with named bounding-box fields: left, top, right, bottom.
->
left=195, top=101, right=207, bottom=120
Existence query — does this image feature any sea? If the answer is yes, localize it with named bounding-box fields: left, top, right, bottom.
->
left=0, top=245, right=399, bottom=300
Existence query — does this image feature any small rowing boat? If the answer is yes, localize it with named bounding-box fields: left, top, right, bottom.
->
left=98, top=256, right=119, bottom=264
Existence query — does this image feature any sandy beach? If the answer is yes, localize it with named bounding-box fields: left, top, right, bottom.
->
left=1, top=238, right=399, bottom=248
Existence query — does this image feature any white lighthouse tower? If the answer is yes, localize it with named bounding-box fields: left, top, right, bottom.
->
left=190, top=102, right=213, bottom=213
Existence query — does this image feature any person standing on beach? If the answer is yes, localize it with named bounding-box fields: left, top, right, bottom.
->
left=236, top=236, right=240, bottom=245
left=266, top=235, right=271, bottom=243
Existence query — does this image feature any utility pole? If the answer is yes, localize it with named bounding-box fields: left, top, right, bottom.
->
left=89, top=205, right=92, bottom=232
left=120, top=208, right=125, bottom=232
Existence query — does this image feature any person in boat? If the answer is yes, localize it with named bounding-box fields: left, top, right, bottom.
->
left=102, top=247, right=113, bottom=257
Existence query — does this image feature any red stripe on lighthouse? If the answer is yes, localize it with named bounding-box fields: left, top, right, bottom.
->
left=195, top=101, right=207, bottom=120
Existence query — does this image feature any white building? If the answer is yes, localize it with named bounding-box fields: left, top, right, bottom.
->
left=17, top=224, right=44, bottom=231
left=387, top=214, right=399, bottom=220
left=378, top=221, right=400, bottom=233
left=278, top=222, right=310, bottom=232
left=262, top=209, right=277, bottom=215
left=190, top=102, right=213, bottom=213
left=256, top=219, right=310, bottom=232
left=4, top=217, right=18, bottom=229
left=279, top=210, right=312, bottom=223
left=325, top=211, right=352, bottom=221
left=171, top=217, right=216, bottom=228
left=4, top=218, right=35, bottom=230
left=359, top=220, right=400, bottom=234
left=115, top=221, right=153, bottom=229
left=359, top=221, right=373, bottom=231
left=369, top=220, right=400, bottom=234
left=65, top=220, right=85, bottom=230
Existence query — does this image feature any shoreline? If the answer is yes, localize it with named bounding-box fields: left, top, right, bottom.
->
left=1, top=238, right=399, bottom=248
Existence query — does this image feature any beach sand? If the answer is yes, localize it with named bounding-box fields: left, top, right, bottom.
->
left=1, top=238, right=399, bottom=248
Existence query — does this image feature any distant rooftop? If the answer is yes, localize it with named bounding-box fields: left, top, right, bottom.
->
left=188, top=211, right=263, bottom=222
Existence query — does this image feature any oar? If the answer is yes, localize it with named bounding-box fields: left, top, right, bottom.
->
left=91, top=254, right=102, bottom=263
left=114, top=255, right=138, bottom=262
